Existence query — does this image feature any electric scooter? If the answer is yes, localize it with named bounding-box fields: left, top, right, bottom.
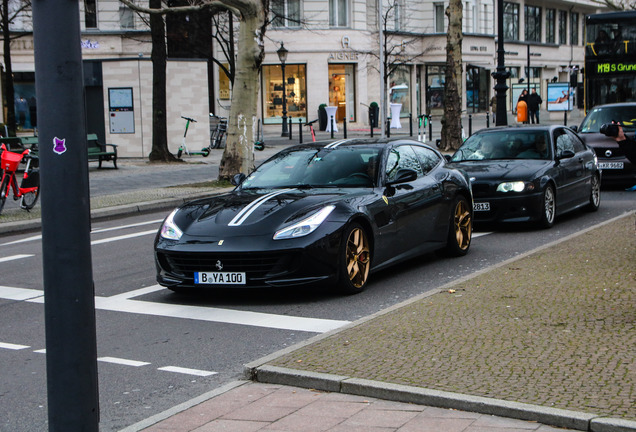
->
left=177, top=116, right=210, bottom=158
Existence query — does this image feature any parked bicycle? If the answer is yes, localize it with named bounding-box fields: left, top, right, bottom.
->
left=0, top=143, right=39, bottom=215
left=209, top=114, right=228, bottom=149
left=177, top=116, right=210, bottom=158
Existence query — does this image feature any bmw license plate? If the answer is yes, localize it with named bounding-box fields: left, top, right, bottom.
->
left=474, top=202, right=490, bottom=211
left=598, top=162, right=624, bottom=169
left=195, top=272, right=246, bottom=285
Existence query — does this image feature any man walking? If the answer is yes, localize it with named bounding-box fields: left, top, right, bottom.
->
left=528, top=88, right=543, bottom=124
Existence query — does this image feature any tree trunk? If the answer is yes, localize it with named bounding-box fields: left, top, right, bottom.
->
left=2, top=0, right=16, bottom=136
left=218, top=5, right=265, bottom=180
left=440, top=0, right=463, bottom=152
left=148, top=0, right=177, bottom=162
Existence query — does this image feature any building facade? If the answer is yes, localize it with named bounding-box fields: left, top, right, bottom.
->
left=1, top=0, right=608, bottom=155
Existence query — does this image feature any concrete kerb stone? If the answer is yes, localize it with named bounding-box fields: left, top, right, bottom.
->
left=591, top=418, right=636, bottom=432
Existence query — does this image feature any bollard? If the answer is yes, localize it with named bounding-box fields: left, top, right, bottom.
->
left=386, top=119, right=391, bottom=138
left=428, top=115, right=433, bottom=143
left=298, top=118, right=303, bottom=143
left=468, top=114, right=472, bottom=137
left=343, top=118, right=347, bottom=139
left=330, top=117, right=334, bottom=139
left=486, top=111, right=490, bottom=128
left=563, top=111, right=568, bottom=126
left=369, top=111, right=374, bottom=137
left=289, top=118, right=293, bottom=140
left=409, top=114, right=413, bottom=137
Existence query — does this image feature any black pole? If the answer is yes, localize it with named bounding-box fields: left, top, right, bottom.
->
left=330, top=116, right=334, bottom=139
left=527, top=44, right=531, bottom=94
left=386, top=119, right=391, bottom=137
left=468, top=114, right=473, bottom=136
left=370, top=111, right=374, bottom=137
left=492, top=0, right=510, bottom=126
left=299, top=118, right=303, bottom=143
left=409, top=114, right=413, bottom=136
left=288, top=118, right=292, bottom=140
left=486, top=111, right=490, bottom=128
left=428, top=115, right=432, bottom=142
left=32, top=1, right=99, bottom=431
left=281, top=62, right=288, bottom=137
left=343, top=117, right=347, bottom=138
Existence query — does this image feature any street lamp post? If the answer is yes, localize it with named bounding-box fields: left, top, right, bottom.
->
left=277, top=42, right=289, bottom=137
left=492, top=0, right=510, bottom=126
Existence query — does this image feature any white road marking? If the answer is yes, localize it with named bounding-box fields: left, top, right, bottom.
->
left=473, top=232, right=491, bottom=238
left=0, top=342, right=30, bottom=350
left=98, top=357, right=151, bottom=367
left=91, top=219, right=163, bottom=234
left=91, top=230, right=157, bottom=245
left=158, top=366, right=217, bottom=377
left=0, top=254, right=34, bottom=263
left=33, top=349, right=46, bottom=354
left=0, top=285, right=350, bottom=333
left=0, top=235, right=42, bottom=246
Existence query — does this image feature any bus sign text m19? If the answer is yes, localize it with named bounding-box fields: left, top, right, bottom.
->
left=596, top=62, right=636, bottom=74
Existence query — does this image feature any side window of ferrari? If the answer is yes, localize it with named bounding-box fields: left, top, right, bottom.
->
left=385, top=145, right=423, bottom=183
left=411, top=145, right=441, bottom=174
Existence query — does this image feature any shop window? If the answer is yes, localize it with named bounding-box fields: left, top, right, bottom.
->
left=389, top=65, right=411, bottom=117
left=263, top=64, right=307, bottom=124
left=426, top=65, right=445, bottom=112
left=329, top=64, right=356, bottom=122
left=219, top=63, right=231, bottom=100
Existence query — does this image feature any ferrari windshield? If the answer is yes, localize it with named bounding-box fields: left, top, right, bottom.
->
left=579, top=105, right=636, bottom=133
left=240, top=146, right=382, bottom=189
left=450, top=130, right=551, bottom=162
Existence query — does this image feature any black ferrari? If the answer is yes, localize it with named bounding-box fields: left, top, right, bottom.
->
left=447, top=125, right=601, bottom=228
left=154, top=138, right=473, bottom=294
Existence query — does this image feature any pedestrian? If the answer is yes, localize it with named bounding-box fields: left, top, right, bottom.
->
left=527, top=88, right=542, bottom=124
left=489, top=96, right=497, bottom=123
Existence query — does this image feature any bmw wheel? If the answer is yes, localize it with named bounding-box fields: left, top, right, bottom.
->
left=539, top=184, right=556, bottom=228
left=337, top=223, right=371, bottom=294
left=586, top=174, right=601, bottom=212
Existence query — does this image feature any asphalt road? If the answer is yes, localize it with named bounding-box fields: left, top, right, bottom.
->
left=0, top=189, right=634, bottom=431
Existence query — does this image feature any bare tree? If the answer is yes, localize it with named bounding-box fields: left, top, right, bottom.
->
left=1, top=0, right=31, bottom=137
left=439, top=0, right=463, bottom=151
left=589, top=0, right=635, bottom=10
left=121, top=0, right=268, bottom=174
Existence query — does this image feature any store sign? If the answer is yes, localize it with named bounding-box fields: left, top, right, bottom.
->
left=596, top=62, right=636, bottom=74
left=328, top=51, right=360, bottom=61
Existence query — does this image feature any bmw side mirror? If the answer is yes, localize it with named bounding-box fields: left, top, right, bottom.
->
left=231, top=173, right=246, bottom=186
left=557, top=150, right=575, bottom=160
left=570, top=126, right=578, bottom=132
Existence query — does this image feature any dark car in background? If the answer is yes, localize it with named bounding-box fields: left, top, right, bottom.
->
left=574, top=103, right=636, bottom=186
left=155, top=138, right=473, bottom=295
left=448, top=126, right=601, bottom=228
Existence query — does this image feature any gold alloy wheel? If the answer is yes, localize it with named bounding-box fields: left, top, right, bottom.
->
left=346, top=227, right=370, bottom=288
left=454, top=199, right=472, bottom=251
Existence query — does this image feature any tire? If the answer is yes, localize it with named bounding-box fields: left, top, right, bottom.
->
left=177, top=148, right=183, bottom=159
left=444, top=195, right=472, bottom=257
left=0, top=175, right=10, bottom=215
left=586, top=174, right=601, bottom=212
left=538, top=184, right=556, bottom=228
left=337, top=222, right=371, bottom=294
left=20, top=188, right=40, bottom=211
left=201, top=148, right=210, bottom=157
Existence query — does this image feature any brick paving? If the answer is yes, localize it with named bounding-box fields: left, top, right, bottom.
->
left=269, top=214, right=636, bottom=421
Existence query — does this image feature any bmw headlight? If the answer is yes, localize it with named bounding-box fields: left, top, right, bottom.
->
left=160, top=208, right=183, bottom=240
left=496, top=181, right=534, bottom=193
left=273, top=205, right=336, bottom=240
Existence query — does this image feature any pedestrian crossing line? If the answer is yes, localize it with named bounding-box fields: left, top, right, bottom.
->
left=0, top=342, right=30, bottom=350
left=98, top=357, right=151, bottom=367
left=158, top=366, right=217, bottom=377
left=0, top=254, right=34, bottom=263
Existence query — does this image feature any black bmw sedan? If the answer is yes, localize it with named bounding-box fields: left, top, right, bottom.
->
left=448, top=125, right=601, bottom=228
left=155, top=138, right=473, bottom=294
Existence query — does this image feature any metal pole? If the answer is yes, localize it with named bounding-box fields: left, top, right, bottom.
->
left=330, top=116, right=334, bottom=139
left=409, top=113, right=413, bottom=136
left=377, top=0, right=386, bottom=137
left=492, top=0, right=510, bottom=126
left=527, top=43, right=531, bottom=94
left=299, top=118, right=303, bottom=143
left=468, top=114, right=472, bottom=136
left=281, top=62, right=289, bottom=137
left=428, top=115, right=432, bottom=142
left=32, top=1, right=99, bottom=431
left=343, top=117, right=347, bottom=138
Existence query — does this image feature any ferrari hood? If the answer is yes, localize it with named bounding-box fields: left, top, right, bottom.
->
left=173, top=188, right=353, bottom=238
left=449, top=160, right=551, bottom=182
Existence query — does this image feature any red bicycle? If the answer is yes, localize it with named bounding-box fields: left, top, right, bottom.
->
left=0, top=143, right=40, bottom=215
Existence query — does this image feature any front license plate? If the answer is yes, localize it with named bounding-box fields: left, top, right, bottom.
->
left=195, top=272, right=246, bottom=285
left=474, top=202, right=490, bottom=211
left=599, top=162, right=624, bottom=169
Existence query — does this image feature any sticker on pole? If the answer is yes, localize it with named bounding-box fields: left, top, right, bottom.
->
left=53, top=137, right=67, bottom=155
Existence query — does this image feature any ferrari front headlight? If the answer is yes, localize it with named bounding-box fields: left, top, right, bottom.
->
left=160, top=208, right=183, bottom=240
left=273, top=205, right=336, bottom=240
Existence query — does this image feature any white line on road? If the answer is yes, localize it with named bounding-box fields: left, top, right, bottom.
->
left=91, top=230, right=158, bottom=245
left=91, top=219, right=163, bottom=234
left=98, top=357, right=151, bottom=367
left=0, top=254, right=34, bottom=263
left=0, top=285, right=350, bottom=333
left=158, top=366, right=217, bottom=377
left=0, top=342, right=30, bottom=350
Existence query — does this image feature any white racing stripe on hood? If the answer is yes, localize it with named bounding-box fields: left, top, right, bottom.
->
left=228, top=188, right=296, bottom=226
left=324, top=139, right=351, bottom=149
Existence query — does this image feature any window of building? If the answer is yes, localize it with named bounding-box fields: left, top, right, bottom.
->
left=506, top=66, right=520, bottom=78
left=503, top=2, right=519, bottom=41
left=389, top=65, right=411, bottom=117
left=329, top=0, right=348, bottom=27
left=272, top=0, right=301, bottom=28
left=119, top=4, right=135, bottom=29
left=426, top=65, right=445, bottom=112
left=558, top=10, right=567, bottom=45
left=329, top=64, right=356, bottom=122
left=263, top=64, right=307, bottom=124
left=524, top=5, right=541, bottom=42
left=463, top=0, right=476, bottom=34
left=481, top=1, right=493, bottom=34
left=570, top=12, right=579, bottom=45
left=546, top=9, right=555, bottom=44
left=393, top=0, right=404, bottom=31
left=84, top=0, right=97, bottom=28
left=434, top=3, right=445, bottom=33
